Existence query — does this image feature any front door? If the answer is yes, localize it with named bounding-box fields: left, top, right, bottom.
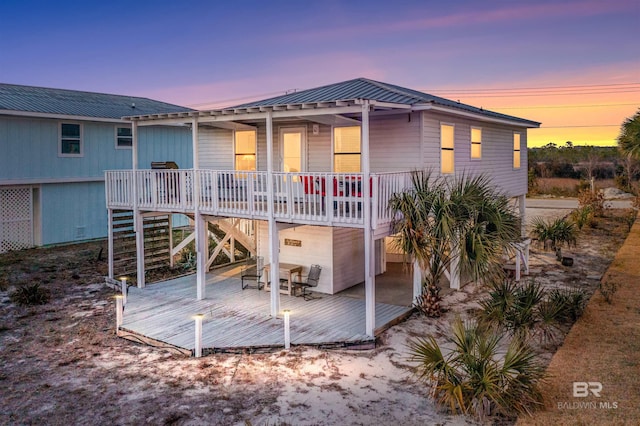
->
left=280, top=127, right=307, bottom=199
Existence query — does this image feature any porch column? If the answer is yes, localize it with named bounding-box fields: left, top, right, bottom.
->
left=131, top=121, right=146, bottom=289
left=192, top=118, right=207, bottom=300
left=107, top=209, right=114, bottom=279
left=265, top=111, right=281, bottom=316
left=362, top=102, right=375, bottom=337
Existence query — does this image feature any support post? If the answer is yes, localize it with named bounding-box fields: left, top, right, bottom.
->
left=265, top=111, right=280, bottom=316
left=131, top=121, right=145, bottom=289
left=191, top=118, right=207, bottom=300
left=115, top=295, right=123, bottom=331
left=134, top=211, right=145, bottom=288
left=194, top=314, right=203, bottom=358
left=283, top=310, right=291, bottom=349
left=362, top=102, right=375, bottom=337
left=107, top=209, right=114, bottom=279
left=168, top=214, right=174, bottom=268
left=120, top=277, right=127, bottom=306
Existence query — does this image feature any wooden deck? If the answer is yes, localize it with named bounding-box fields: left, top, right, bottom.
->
left=119, top=265, right=413, bottom=355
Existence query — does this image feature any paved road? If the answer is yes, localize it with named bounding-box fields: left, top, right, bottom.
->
left=526, top=197, right=633, bottom=209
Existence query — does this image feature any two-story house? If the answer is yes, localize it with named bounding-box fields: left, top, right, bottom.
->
left=0, top=83, right=192, bottom=255
left=105, top=78, right=539, bottom=341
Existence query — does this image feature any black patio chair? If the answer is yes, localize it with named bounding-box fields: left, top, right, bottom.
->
left=241, top=256, right=264, bottom=290
left=291, top=264, right=322, bottom=300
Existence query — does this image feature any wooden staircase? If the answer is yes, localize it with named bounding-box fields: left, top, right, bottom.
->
left=111, top=210, right=171, bottom=278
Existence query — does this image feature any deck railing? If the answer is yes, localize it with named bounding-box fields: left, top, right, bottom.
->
left=105, top=169, right=414, bottom=229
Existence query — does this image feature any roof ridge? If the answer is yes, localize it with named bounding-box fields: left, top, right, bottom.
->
left=0, top=82, right=182, bottom=106
left=358, top=78, right=427, bottom=102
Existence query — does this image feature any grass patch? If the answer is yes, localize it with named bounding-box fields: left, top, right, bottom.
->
left=10, top=283, right=50, bottom=306
left=516, top=219, right=640, bottom=425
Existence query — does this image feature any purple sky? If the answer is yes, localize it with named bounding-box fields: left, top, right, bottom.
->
left=1, top=0, right=638, bottom=146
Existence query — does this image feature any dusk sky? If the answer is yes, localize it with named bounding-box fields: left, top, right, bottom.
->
left=1, top=0, right=638, bottom=147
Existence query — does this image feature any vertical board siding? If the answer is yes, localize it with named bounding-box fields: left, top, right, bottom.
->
left=332, top=227, right=365, bottom=293
left=370, top=112, right=422, bottom=172
left=0, top=116, right=192, bottom=180
left=197, top=127, right=233, bottom=169
left=256, top=222, right=334, bottom=293
left=40, top=181, right=107, bottom=245
left=421, top=111, right=528, bottom=197
left=137, top=126, right=193, bottom=169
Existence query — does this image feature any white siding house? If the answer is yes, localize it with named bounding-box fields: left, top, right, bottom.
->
left=105, top=78, right=539, bottom=338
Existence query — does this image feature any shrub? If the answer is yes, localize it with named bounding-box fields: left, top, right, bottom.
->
left=478, top=281, right=586, bottom=343
left=570, top=206, right=594, bottom=230
left=577, top=189, right=605, bottom=217
left=409, top=318, right=545, bottom=419
left=530, top=217, right=577, bottom=251
left=10, top=283, right=50, bottom=306
left=548, top=288, right=587, bottom=322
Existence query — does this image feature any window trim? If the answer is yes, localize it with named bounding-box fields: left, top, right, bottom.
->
left=440, top=123, right=455, bottom=174
left=58, top=122, right=83, bottom=157
left=332, top=125, right=361, bottom=173
left=115, top=125, right=133, bottom=150
left=233, top=129, right=257, bottom=171
left=513, top=132, right=522, bottom=169
left=470, top=126, right=482, bottom=160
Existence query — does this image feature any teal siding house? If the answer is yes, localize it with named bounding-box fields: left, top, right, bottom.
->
left=0, top=83, right=192, bottom=252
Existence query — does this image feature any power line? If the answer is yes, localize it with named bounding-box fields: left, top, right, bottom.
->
left=427, top=82, right=640, bottom=94
left=537, top=125, right=620, bottom=129
left=494, top=103, right=638, bottom=110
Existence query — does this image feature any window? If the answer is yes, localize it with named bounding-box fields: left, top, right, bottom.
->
left=471, top=127, right=482, bottom=159
left=234, top=130, right=256, bottom=171
left=116, top=126, right=132, bottom=149
left=513, top=132, right=521, bottom=169
left=440, top=124, right=454, bottom=174
left=333, top=126, right=361, bottom=172
left=59, top=123, right=82, bottom=156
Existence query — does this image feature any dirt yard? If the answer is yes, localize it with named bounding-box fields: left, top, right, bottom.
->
left=0, top=209, right=634, bottom=425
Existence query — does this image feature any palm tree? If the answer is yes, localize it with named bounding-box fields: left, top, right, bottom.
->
left=409, top=317, right=545, bottom=419
left=389, top=171, right=520, bottom=317
left=618, top=109, right=640, bottom=159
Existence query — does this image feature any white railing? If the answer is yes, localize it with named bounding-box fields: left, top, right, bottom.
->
left=105, top=169, right=415, bottom=229
left=372, top=172, right=414, bottom=228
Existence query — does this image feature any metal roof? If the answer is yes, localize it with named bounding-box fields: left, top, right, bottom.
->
left=234, top=78, right=540, bottom=127
left=0, top=83, right=191, bottom=119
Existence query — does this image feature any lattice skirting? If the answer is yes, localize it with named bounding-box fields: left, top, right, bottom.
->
left=0, top=187, right=33, bottom=253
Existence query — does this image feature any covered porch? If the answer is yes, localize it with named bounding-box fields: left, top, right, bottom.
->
left=117, top=264, right=414, bottom=355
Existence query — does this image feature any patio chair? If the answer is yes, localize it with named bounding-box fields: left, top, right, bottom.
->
left=290, top=264, right=322, bottom=300
left=241, top=256, right=264, bottom=290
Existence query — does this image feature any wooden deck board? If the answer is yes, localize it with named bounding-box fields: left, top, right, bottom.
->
left=119, top=267, right=412, bottom=353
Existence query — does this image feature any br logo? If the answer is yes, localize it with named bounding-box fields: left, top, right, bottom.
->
left=573, top=382, right=602, bottom=397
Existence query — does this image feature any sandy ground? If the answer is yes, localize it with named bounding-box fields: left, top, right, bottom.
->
left=0, top=208, right=630, bottom=425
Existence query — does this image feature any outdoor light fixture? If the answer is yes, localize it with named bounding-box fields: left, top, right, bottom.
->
left=283, top=310, right=291, bottom=349
left=119, top=276, right=128, bottom=305
left=114, top=295, right=124, bottom=330
left=193, top=314, right=204, bottom=358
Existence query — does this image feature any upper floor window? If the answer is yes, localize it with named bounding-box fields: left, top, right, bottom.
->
left=59, top=123, right=82, bottom=157
left=235, top=130, right=256, bottom=171
left=441, top=123, right=455, bottom=174
left=116, top=126, right=132, bottom=149
left=513, top=132, right=521, bottom=169
left=471, top=127, right=482, bottom=159
left=333, top=126, right=361, bottom=172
